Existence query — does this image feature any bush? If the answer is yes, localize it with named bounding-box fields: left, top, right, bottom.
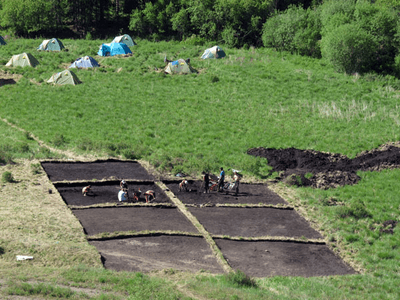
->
left=321, top=23, right=377, bottom=74
left=262, top=6, right=322, bottom=57
left=52, top=134, right=66, bottom=147
left=224, top=270, right=257, bottom=288
left=2, top=171, right=14, bottom=183
left=337, top=199, right=371, bottom=219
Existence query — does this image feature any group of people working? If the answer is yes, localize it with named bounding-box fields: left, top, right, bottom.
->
left=201, top=167, right=241, bottom=195
left=81, top=180, right=156, bottom=203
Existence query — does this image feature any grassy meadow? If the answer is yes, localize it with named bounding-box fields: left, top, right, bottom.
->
left=0, top=37, right=400, bottom=299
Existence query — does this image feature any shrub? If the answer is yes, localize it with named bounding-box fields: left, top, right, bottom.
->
left=321, top=23, right=377, bottom=74
left=224, top=270, right=257, bottom=288
left=0, top=151, right=13, bottom=165
left=262, top=6, right=322, bottom=57
left=337, top=199, right=371, bottom=219
left=2, top=171, right=14, bottom=183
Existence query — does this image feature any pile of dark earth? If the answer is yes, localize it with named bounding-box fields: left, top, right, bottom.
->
left=247, top=143, right=400, bottom=189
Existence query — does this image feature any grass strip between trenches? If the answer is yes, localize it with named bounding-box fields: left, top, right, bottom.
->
left=210, top=234, right=326, bottom=244
left=69, top=202, right=175, bottom=210
left=155, top=181, right=233, bottom=274
left=184, top=203, right=293, bottom=209
left=87, top=230, right=203, bottom=241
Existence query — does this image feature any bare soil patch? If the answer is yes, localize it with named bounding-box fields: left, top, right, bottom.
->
left=188, top=207, right=322, bottom=239
left=55, top=181, right=170, bottom=206
left=72, top=207, right=199, bottom=236
left=41, top=160, right=154, bottom=182
left=164, top=180, right=287, bottom=205
left=247, top=144, right=400, bottom=189
left=215, top=239, right=356, bottom=278
left=89, top=235, right=224, bottom=273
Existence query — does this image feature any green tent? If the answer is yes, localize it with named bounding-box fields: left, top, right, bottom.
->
left=47, top=70, right=81, bottom=85
left=111, top=34, right=136, bottom=47
left=5, top=53, right=39, bottom=67
left=0, top=36, right=6, bottom=45
left=37, top=38, right=64, bottom=51
left=164, top=59, right=196, bottom=74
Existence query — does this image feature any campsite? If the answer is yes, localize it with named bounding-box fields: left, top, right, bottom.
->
left=1, top=35, right=400, bottom=299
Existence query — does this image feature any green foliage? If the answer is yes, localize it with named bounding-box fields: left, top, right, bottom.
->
left=321, top=23, right=377, bottom=74
left=262, top=5, right=322, bottom=57
left=224, top=270, right=257, bottom=288
left=0, top=0, right=67, bottom=35
left=52, top=133, right=66, bottom=147
left=2, top=171, right=14, bottom=183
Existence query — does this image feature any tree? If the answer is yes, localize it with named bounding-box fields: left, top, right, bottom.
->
left=0, top=0, right=67, bottom=35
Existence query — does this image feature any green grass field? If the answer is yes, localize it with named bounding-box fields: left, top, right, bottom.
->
left=1, top=38, right=400, bottom=299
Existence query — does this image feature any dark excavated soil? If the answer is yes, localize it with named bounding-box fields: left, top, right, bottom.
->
left=89, top=235, right=225, bottom=274
left=215, top=239, right=356, bottom=278
left=247, top=145, right=400, bottom=189
left=41, top=160, right=154, bottom=182
left=72, top=207, right=198, bottom=236
left=55, top=181, right=170, bottom=206
left=46, top=160, right=356, bottom=277
left=164, top=181, right=287, bottom=205
left=188, top=207, right=322, bottom=239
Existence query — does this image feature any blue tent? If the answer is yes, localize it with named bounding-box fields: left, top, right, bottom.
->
left=97, top=43, right=132, bottom=56
left=69, top=56, right=99, bottom=68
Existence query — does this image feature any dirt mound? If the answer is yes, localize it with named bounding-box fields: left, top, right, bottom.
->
left=247, top=145, right=400, bottom=189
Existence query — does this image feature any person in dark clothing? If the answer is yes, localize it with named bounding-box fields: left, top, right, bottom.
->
left=218, top=167, right=225, bottom=192
left=203, top=172, right=210, bottom=193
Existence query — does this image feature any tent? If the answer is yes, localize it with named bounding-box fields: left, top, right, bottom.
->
left=6, top=53, right=39, bottom=67
left=201, top=46, right=226, bottom=59
left=69, top=56, right=100, bottom=68
left=37, top=38, right=64, bottom=51
left=164, top=59, right=196, bottom=74
left=47, top=70, right=81, bottom=85
left=97, top=42, right=132, bottom=56
left=0, top=36, right=6, bottom=45
left=111, top=34, right=136, bottom=47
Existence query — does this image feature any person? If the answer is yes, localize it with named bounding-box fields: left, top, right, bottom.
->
left=218, top=167, right=225, bottom=192
left=144, top=190, right=156, bottom=203
left=179, top=180, right=188, bottom=192
left=133, top=188, right=141, bottom=202
left=82, top=185, right=91, bottom=196
left=203, top=172, right=210, bottom=193
left=118, top=188, right=128, bottom=202
left=233, top=171, right=241, bottom=196
left=120, top=180, right=128, bottom=190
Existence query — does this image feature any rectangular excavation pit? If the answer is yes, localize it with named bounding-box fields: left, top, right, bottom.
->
left=55, top=181, right=170, bottom=206
left=214, top=238, right=356, bottom=278
left=89, top=235, right=225, bottom=274
left=73, top=206, right=198, bottom=236
left=41, top=159, right=154, bottom=182
left=188, top=207, right=322, bottom=239
left=164, top=180, right=288, bottom=205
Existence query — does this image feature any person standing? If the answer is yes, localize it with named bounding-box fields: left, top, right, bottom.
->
left=203, top=172, right=210, bottom=193
left=233, top=171, right=241, bottom=196
left=218, top=167, right=225, bottom=192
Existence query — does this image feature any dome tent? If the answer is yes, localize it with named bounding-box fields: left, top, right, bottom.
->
left=47, top=70, right=81, bottom=85
left=201, top=46, right=226, bottom=59
left=111, top=34, right=136, bottom=47
left=69, top=56, right=99, bottom=68
left=6, top=53, right=39, bottom=67
left=97, top=43, right=132, bottom=57
left=164, top=59, right=196, bottom=74
left=37, top=38, right=64, bottom=51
